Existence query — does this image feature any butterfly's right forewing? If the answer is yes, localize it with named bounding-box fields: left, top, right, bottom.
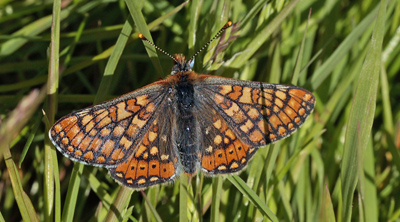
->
left=49, top=81, right=169, bottom=167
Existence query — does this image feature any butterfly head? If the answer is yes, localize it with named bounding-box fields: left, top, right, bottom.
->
left=171, top=54, right=194, bottom=75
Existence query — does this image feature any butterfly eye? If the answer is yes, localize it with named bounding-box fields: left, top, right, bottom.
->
left=188, top=59, right=195, bottom=69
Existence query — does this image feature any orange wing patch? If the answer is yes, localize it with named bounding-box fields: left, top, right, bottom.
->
left=199, top=110, right=257, bottom=175
left=109, top=117, right=179, bottom=189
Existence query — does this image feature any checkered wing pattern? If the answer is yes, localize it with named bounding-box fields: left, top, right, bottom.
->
left=195, top=76, right=315, bottom=174
left=49, top=82, right=169, bottom=167
left=195, top=106, right=255, bottom=174
left=108, top=103, right=180, bottom=189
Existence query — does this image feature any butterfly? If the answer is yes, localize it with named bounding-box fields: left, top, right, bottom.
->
left=49, top=21, right=315, bottom=189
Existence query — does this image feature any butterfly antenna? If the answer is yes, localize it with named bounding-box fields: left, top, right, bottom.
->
left=189, top=21, right=233, bottom=62
left=138, top=33, right=178, bottom=63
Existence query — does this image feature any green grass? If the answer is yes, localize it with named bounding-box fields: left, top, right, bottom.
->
left=0, top=0, right=399, bottom=221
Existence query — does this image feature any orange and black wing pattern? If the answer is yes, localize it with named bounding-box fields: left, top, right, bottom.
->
left=195, top=76, right=315, bottom=173
left=195, top=107, right=256, bottom=175
left=108, top=103, right=180, bottom=189
left=49, top=83, right=168, bottom=167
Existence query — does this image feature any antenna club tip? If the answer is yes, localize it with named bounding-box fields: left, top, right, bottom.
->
left=224, top=21, right=233, bottom=28
left=138, top=33, right=146, bottom=40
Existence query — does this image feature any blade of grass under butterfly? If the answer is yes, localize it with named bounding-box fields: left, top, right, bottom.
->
left=245, top=153, right=267, bottom=220
left=341, top=0, right=386, bottom=221
left=84, top=168, right=114, bottom=207
left=179, top=174, right=189, bottom=222
left=228, top=175, right=278, bottom=222
left=104, top=187, right=133, bottom=222
left=142, top=191, right=163, bottom=222
left=210, top=176, right=223, bottom=222
left=61, top=163, right=84, bottom=222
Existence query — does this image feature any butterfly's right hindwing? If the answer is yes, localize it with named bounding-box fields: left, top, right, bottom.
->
left=108, top=101, right=181, bottom=189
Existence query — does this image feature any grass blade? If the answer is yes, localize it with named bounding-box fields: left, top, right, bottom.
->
left=180, top=175, right=189, bottom=222
left=210, top=176, right=223, bottom=222
left=44, top=0, right=62, bottom=220
left=125, top=0, right=163, bottom=76
left=341, top=0, right=386, bottom=221
left=4, top=148, right=39, bottom=222
left=222, top=0, right=300, bottom=69
left=309, top=3, right=381, bottom=90
left=228, top=175, right=278, bottom=222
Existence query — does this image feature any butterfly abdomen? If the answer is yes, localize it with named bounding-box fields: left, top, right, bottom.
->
left=172, top=73, right=200, bottom=175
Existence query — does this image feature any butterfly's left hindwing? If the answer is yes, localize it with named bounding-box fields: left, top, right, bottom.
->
left=49, top=82, right=169, bottom=167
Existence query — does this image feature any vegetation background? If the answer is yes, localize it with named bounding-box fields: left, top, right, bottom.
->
left=0, top=0, right=398, bottom=221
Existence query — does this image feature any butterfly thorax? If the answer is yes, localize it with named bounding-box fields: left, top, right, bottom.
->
left=166, top=54, right=201, bottom=112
